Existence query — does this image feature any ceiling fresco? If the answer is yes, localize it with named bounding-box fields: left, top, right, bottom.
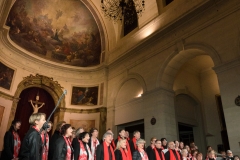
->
left=6, top=0, right=102, bottom=67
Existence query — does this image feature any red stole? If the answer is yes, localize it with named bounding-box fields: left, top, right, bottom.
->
left=91, top=138, right=99, bottom=160
left=118, top=136, right=132, bottom=160
left=132, top=137, right=137, bottom=150
left=103, top=141, right=115, bottom=160
left=120, top=148, right=128, bottom=160
left=153, top=147, right=160, bottom=160
left=12, top=131, right=21, bottom=158
left=169, top=149, right=181, bottom=160
left=138, top=148, right=148, bottom=160
left=32, top=125, right=40, bottom=132
left=78, top=140, right=88, bottom=160
left=63, top=136, right=72, bottom=160
left=111, top=140, right=116, bottom=150
left=41, top=132, right=49, bottom=160
left=154, top=148, right=165, bottom=160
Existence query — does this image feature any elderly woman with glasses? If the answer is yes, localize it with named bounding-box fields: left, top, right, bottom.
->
left=132, top=139, right=149, bottom=160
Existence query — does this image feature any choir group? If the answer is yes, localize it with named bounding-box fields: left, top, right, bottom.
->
left=1, top=112, right=239, bottom=160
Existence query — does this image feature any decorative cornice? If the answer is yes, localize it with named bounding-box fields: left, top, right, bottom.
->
left=0, top=90, right=20, bottom=102
left=57, top=106, right=107, bottom=114
left=22, top=74, right=64, bottom=89
left=213, top=57, right=240, bottom=74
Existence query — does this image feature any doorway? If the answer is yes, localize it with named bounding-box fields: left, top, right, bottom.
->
left=14, top=87, right=55, bottom=140
left=117, top=119, right=144, bottom=139
left=178, top=123, right=194, bottom=146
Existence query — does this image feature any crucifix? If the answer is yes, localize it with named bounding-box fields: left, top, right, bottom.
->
left=29, top=93, right=45, bottom=114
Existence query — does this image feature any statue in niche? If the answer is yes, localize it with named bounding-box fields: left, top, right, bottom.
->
left=29, top=93, right=45, bottom=114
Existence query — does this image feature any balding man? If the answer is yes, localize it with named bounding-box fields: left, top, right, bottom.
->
left=129, top=130, right=141, bottom=154
left=164, top=141, right=181, bottom=160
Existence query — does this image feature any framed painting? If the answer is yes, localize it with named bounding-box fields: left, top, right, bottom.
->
left=71, top=86, right=98, bottom=105
left=70, top=119, right=95, bottom=132
left=0, top=61, right=15, bottom=90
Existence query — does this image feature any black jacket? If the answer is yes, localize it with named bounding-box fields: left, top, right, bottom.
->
left=164, top=149, right=180, bottom=160
left=19, top=127, right=42, bottom=160
left=146, top=147, right=164, bottom=160
left=1, top=131, right=15, bottom=160
left=146, top=146, right=154, bottom=160
left=96, top=143, right=114, bottom=160
left=72, top=138, right=80, bottom=160
left=114, top=149, right=123, bottom=160
left=53, top=136, right=74, bottom=160
left=132, top=151, right=142, bottom=160
left=48, top=130, right=61, bottom=160
left=128, top=140, right=136, bottom=154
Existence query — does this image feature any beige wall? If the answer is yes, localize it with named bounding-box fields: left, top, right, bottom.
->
left=214, top=61, right=240, bottom=156
left=63, top=112, right=100, bottom=131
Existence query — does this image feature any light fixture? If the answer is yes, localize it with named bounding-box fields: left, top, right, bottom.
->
left=101, top=0, right=145, bottom=22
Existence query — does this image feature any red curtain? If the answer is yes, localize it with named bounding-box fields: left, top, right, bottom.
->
left=14, top=87, right=55, bottom=140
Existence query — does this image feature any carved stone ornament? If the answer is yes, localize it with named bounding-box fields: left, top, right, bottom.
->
left=151, top=117, right=156, bottom=125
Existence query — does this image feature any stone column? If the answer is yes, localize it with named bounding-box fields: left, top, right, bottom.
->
left=142, top=87, right=177, bottom=145
left=99, top=107, right=107, bottom=139
left=106, top=106, right=116, bottom=133
left=213, top=58, right=240, bottom=155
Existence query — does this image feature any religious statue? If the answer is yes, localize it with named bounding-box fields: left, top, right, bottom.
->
left=29, top=93, right=45, bottom=114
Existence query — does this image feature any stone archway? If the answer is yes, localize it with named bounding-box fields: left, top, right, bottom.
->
left=175, top=91, right=206, bottom=154
left=156, top=43, right=222, bottom=89
left=7, top=73, right=65, bottom=129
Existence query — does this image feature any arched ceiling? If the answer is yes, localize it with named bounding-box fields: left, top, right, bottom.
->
left=182, top=55, right=214, bottom=73
left=5, top=0, right=105, bottom=67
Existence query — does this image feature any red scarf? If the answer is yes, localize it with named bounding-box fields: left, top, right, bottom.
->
left=169, top=149, right=181, bottom=160
left=111, top=140, right=116, bottom=150
left=153, top=147, right=160, bottom=160
left=154, top=148, right=165, bottom=160
left=12, top=131, right=21, bottom=158
left=32, top=125, right=40, bottom=132
left=117, top=136, right=132, bottom=160
left=120, top=148, right=128, bottom=160
left=41, top=132, right=49, bottom=160
left=91, top=138, right=99, bottom=160
left=103, top=141, right=115, bottom=160
left=138, top=148, right=148, bottom=160
left=132, top=137, right=137, bottom=150
left=63, top=136, right=72, bottom=160
left=78, top=140, right=91, bottom=160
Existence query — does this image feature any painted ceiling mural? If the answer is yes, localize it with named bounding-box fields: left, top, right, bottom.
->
left=6, top=0, right=102, bottom=67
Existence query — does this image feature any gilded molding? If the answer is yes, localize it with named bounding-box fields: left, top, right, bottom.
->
left=57, top=107, right=107, bottom=114
left=7, top=73, right=66, bottom=130
left=23, top=74, right=64, bottom=89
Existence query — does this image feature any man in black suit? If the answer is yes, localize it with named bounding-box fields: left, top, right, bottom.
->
left=96, top=132, right=114, bottom=160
